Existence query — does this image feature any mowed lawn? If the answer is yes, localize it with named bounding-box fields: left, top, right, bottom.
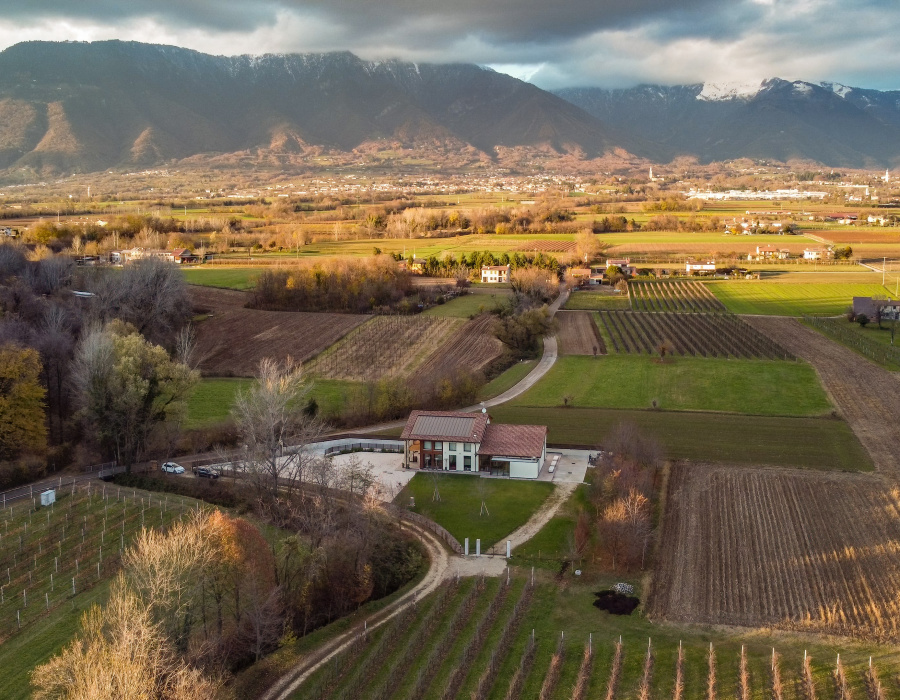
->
left=706, top=282, right=896, bottom=316
left=181, top=267, right=260, bottom=290
left=422, top=292, right=510, bottom=317
left=396, top=474, right=555, bottom=549
left=509, top=355, right=833, bottom=416
left=488, top=406, right=873, bottom=472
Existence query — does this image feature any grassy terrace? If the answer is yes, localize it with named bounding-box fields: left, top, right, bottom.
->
left=508, top=355, right=833, bottom=417
left=396, top=474, right=554, bottom=549
left=706, top=281, right=897, bottom=316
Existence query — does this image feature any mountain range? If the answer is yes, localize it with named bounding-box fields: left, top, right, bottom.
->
left=1, top=40, right=899, bottom=174
left=554, top=79, right=900, bottom=168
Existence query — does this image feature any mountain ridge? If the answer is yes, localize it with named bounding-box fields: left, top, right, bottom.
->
left=0, top=40, right=633, bottom=175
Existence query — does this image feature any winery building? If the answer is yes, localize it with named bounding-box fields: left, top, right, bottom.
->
left=400, top=410, right=547, bottom=479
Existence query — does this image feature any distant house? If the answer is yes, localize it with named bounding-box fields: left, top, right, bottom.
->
left=852, top=297, right=900, bottom=320
left=803, top=248, right=831, bottom=260
left=169, top=249, right=199, bottom=264
left=398, top=257, right=427, bottom=275
left=566, top=267, right=592, bottom=287
left=685, top=260, right=716, bottom=273
left=400, top=410, right=548, bottom=479
left=480, top=264, right=510, bottom=283
left=604, top=258, right=637, bottom=276
left=1, top=227, right=16, bottom=238
left=748, top=245, right=790, bottom=261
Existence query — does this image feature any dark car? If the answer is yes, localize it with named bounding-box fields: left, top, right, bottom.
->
left=192, top=466, right=220, bottom=479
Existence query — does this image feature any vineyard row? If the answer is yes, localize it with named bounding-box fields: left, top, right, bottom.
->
left=598, top=311, right=795, bottom=360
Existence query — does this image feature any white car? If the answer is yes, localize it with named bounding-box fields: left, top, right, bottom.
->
left=161, top=462, right=185, bottom=474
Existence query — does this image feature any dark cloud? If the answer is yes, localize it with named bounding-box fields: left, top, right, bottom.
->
left=2, top=0, right=900, bottom=90
left=2, top=0, right=723, bottom=42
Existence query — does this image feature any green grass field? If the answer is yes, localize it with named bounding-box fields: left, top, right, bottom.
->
left=185, top=377, right=251, bottom=428
left=706, top=281, right=896, bottom=316
left=422, top=292, right=509, bottom=317
left=395, top=474, right=554, bottom=549
left=509, top=355, right=833, bottom=417
left=477, top=359, right=537, bottom=400
left=186, top=377, right=364, bottom=428
left=563, top=290, right=631, bottom=310
left=487, top=406, right=872, bottom=471
left=181, top=267, right=260, bottom=289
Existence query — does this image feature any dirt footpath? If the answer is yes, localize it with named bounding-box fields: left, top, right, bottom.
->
left=745, top=316, right=900, bottom=479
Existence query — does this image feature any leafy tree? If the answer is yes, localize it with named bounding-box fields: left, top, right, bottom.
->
left=857, top=313, right=870, bottom=328
left=73, top=322, right=197, bottom=471
left=0, top=344, right=47, bottom=460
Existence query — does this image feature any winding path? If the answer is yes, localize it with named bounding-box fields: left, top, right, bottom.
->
left=263, top=286, right=573, bottom=700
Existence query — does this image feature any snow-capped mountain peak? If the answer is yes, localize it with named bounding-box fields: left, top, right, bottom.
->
left=696, top=80, right=766, bottom=101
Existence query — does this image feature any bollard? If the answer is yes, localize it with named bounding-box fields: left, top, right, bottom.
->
left=476, top=538, right=480, bottom=557
left=464, top=538, right=469, bottom=556
left=506, top=540, right=511, bottom=559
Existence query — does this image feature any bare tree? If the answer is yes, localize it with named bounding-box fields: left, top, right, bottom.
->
left=230, top=358, right=326, bottom=502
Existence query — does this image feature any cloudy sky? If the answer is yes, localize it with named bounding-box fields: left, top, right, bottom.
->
left=0, top=0, right=897, bottom=90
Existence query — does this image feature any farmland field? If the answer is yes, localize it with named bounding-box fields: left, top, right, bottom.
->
left=597, top=310, right=793, bottom=359
left=563, top=290, right=630, bottom=310
left=487, top=406, right=872, bottom=471
left=421, top=292, right=509, bottom=317
left=650, top=462, right=900, bottom=641
left=629, top=281, right=726, bottom=313
left=307, top=316, right=461, bottom=382
left=0, top=484, right=200, bottom=699
left=804, top=316, right=900, bottom=370
left=706, top=281, right=897, bottom=316
left=411, top=314, right=504, bottom=382
left=747, top=316, right=900, bottom=479
left=181, top=267, right=259, bottom=290
left=556, top=311, right=605, bottom=355
left=293, top=575, right=900, bottom=700
left=508, top=355, right=832, bottom=416
left=476, top=359, right=537, bottom=400
left=190, top=286, right=368, bottom=376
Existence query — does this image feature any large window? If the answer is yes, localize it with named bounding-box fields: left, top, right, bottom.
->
left=449, top=455, right=457, bottom=470
left=421, top=440, right=442, bottom=469
left=448, top=442, right=456, bottom=451
left=464, top=456, right=472, bottom=471
left=464, top=443, right=472, bottom=453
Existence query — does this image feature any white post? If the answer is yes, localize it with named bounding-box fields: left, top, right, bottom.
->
left=476, top=539, right=480, bottom=557
left=506, top=540, right=511, bottom=558
left=464, top=538, right=469, bottom=556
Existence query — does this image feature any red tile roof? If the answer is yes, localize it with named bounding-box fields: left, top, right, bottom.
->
left=479, top=424, right=547, bottom=460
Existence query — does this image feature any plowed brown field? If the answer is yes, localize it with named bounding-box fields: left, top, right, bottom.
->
left=746, top=316, right=900, bottom=479
left=190, top=287, right=367, bottom=377
left=650, top=462, right=900, bottom=642
left=556, top=311, right=605, bottom=355
left=411, top=314, right=504, bottom=381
